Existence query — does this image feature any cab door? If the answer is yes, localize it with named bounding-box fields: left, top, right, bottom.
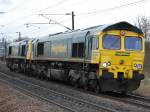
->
left=91, top=36, right=100, bottom=64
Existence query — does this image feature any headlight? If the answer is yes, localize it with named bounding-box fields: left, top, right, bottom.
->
left=134, top=64, right=142, bottom=69
left=102, top=62, right=111, bottom=68
left=102, top=63, right=107, bottom=68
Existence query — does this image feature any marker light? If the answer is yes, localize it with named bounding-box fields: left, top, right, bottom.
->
left=134, top=64, right=142, bottom=69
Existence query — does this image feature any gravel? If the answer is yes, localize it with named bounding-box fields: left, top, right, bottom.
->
left=0, top=77, right=69, bottom=112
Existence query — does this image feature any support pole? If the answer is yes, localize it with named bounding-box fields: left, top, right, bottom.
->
left=72, top=11, right=75, bottom=30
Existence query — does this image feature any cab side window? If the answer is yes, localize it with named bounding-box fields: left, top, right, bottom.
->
left=8, top=46, right=12, bottom=55
left=21, top=45, right=26, bottom=56
left=37, top=42, right=44, bottom=56
left=72, top=42, right=84, bottom=58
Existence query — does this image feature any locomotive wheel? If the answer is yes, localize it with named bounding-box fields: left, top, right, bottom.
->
left=9, top=66, right=13, bottom=71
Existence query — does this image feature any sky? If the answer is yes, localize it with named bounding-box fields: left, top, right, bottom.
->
left=0, top=0, right=150, bottom=40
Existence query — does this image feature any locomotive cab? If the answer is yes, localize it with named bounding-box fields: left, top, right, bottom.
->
left=93, top=22, right=145, bottom=92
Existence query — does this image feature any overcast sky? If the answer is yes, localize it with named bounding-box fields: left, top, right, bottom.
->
left=0, top=0, right=150, bottom=40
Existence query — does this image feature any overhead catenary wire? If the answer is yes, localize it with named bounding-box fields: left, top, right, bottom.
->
left=4, top=0, right=70, bottom=26
left=22, top=17, right=71, bottom=36
left=25, top=0, right=150, bottom=33
left=2, top=0, right=89, bottom=27
left=3, top=0, right=150, bottom=38
left=1, top=0, right=89, bottom=35
left=1, top=0, right=93, bottom=38
left=6, top=0, right=30, bottom=13
left=36, top=14, right=72, bottom=30
left=0, top=14, right=41, bottom=36
left=3, top=16, right=71, bottom=38
left=25, top=0, right=150, bottom=36
left=0, top=0, right=30, bottom=19
left=49, top=0, right=90, bottom=13
left=77, top=0, right=150, bottom=16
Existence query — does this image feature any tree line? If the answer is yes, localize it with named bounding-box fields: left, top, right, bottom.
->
left=135, top=15, right=150, bottom=42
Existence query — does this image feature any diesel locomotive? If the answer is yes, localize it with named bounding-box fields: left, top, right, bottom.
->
left=6, top=21, right=145, bottom=93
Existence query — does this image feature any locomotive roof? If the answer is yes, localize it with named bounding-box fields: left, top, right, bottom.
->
left=8, top=39, right=30, bottom=46
left=102, top=21, right=143, bottom=34
left=81, top=21, right=143, bottom=34
left=35, top=21, right=144, bottom=42
left=8, top=41, right=20, bottom=46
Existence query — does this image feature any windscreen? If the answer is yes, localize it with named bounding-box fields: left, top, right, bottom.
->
left=103, top=35, right=121, bottom=50
left=125, top=37, right=142, bottom=51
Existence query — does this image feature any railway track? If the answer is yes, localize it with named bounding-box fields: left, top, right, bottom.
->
left=0, top=71, right=118, bottom=112
left=91, top=91, right=150, bottom=110
left=64, top=81, right=150, bottom=110
left=128, top=94, right=150, bottom=103
left=0, top=70, right=150, bottom=111
left=125, top=94, right=150, bottom=109
left=108, top=94, right=150, bottom=109
left=70, top=82, right=150, bottom=110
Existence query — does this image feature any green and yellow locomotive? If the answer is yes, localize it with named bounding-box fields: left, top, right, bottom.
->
left=6, top=21, right=145, bottom=93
